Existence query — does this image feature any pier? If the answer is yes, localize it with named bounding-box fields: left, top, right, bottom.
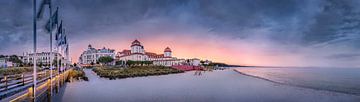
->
left=1, top=69, right=71, bottom=102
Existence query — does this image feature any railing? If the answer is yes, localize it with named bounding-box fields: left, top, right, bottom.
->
left=0, top=69, right=71, bottom=102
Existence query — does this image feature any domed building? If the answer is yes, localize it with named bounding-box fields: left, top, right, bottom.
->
left=164, top=47, right=172, bottom=57
left=118, top=40, right=148, bottom=61
left=117, top=40, right=184, bottom=66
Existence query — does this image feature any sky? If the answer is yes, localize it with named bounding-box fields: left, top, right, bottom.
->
left=0, top=0, right=360, bottom=67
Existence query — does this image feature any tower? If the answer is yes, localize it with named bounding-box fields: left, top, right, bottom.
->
left=131, top=39, right=144, bottom=54
left=88, top=44, right=92, bottom=49
left=164, top=47, right=172, bottom=57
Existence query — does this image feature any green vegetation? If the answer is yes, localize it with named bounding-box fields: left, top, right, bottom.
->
left=66, top=69, right=89, bottom=81
left=203, top=62, right=243, bottom=67
left=207, top=62, right=228, bottom=67
left=93, top=66, right=184, bottom=80
left=73, top=63, right=77, bottom=67
left=0, top=55, right=24, bottom=67
left=8, top=55, right=23, bottom=65
left=115, top=60, right=153, bottom=66
left=0, top=67, right=33, bottom=75
left=52, top=59, right=63, bottom=67
left=98, top=56, right=114, bottom=65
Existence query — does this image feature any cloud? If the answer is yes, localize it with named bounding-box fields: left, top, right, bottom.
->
left=0, top=0, right=360, bottom=67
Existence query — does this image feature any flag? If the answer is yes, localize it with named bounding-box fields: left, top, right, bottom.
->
left=57, top=34, right=64, bottom=46
left=64, top=35, right=67, bottom=45
left=56, top=33, right=62, bottom=46
left=65, top=44, right=69, bottom=56
left=37, top=0, right=51, bottom=20
left=55, top=21, right=63, bottom=41
left=45, top=8, right=58, bottom=32
left=61, top=35, right=67, bottom=46
left=58, top=30, right=67, bottom=46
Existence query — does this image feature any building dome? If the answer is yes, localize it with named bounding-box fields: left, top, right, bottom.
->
left=131, top=39, right=141, bottom=47
left=164, top=47, right=172, bottom=52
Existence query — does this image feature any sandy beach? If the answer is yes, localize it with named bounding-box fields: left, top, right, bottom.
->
left=53, top=69, right=360, bottom=102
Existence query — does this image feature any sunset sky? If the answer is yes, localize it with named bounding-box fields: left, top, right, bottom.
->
left=0, top=0, right=360, bottom=67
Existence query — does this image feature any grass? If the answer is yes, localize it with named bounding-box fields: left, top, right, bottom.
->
left=67, top=69, right=89, bottom=81
left=0, top=67, right=33, bottom=75
left=93, top=66, right=184, bottom=80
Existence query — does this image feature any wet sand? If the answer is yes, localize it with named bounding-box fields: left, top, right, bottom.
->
left=53, top=69, right=360, bottom=102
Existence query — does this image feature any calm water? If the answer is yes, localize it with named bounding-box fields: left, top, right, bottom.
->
left=235, top=67, right=360, bottom=95
left=53, top=69, right=360, bottom=102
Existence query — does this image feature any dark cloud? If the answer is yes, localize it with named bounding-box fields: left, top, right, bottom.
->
left=0, top=0, right=359, bottom=67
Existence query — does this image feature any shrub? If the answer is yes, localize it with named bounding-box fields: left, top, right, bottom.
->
left=93, top=66, right=184, bottom=79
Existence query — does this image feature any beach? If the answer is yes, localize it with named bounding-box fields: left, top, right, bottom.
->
left=53, top=69, right=360, bottom=102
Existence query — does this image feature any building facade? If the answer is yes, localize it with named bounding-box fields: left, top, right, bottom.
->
left=117, top=40, right=184, bottom=66
left=0, top=58, right=7, bottom=68
left=22, top=52, right=64, bottom=66
left=79, top=44, right=116, bottom=65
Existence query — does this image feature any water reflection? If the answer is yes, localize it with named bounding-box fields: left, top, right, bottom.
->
left=194, top=70, right=204, bottom=76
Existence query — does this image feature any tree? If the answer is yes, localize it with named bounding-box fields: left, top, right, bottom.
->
left=90, top=62, right=95, bottom=65
left=116, top=60, right=124, bottom=65
left=126, top=60, right=135, bottom=67
left=52, top=59, right=58, bottom=66
left=144, top=61, right=153, bottom=66
left=200, top=60, right=205, bottom=65
left=52, top=59, right=62, bottom=67
left=97, top=56, right=114, bottom=66
left=9, top=55, right=23, bottom=65
left=38, top=62, right=44, bottom=67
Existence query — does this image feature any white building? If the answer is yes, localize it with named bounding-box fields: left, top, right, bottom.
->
left=188, top=58, right=201, bottom=66
left=79, top=44, right=115, bottom=65
left=0, top=58, right=7, bottom=68
left=117, top=40, right=184, bottom=66
left=22, top=52, right=64, bottom=66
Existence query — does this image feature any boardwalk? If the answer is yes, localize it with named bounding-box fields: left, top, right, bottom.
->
left=1, top=69, right=71, bottom=102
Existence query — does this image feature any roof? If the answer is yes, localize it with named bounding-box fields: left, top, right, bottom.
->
left=132, top=39, right=140, bottom=44
left=131, top=39, right=142, bottom=47
left=118, top=50, right=131, bottom=56
left=164, top=47, right=172, bottom=52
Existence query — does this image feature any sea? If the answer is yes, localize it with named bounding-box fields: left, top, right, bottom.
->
left=235, top=67, right=360, bottom=95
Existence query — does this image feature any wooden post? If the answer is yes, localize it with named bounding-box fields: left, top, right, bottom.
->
left=22, top=74, right=25, bottom=85
left=58, top=74, right=61, bottom=87
left=28, top=87, right=34, bottom=102
left=47, top=79, right=51, bottom=102
left=55, top=76, right=59, bottom=93
left=62, top=74, right=64, bottom=86
left=4, top=76, right=7, bottom=92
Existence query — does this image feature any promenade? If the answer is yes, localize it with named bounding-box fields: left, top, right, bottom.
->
left=1, top=69, right=71, bottom=102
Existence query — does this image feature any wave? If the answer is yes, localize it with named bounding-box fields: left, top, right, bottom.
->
left=233, top=69, right=360, bottom=96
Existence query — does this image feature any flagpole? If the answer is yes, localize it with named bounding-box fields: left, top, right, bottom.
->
left=32, top=0, right=37, bottom=101
left=56, top=28, right=60, bottom=92
left=48, top=0, right=53, bottom=96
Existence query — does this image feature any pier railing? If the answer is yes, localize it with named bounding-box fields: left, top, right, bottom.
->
left=0, top=69, right=71, bottom=102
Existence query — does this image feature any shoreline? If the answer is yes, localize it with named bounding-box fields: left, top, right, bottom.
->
left=233, top=69, right=360, bottom=96
left=55, top=69, right=360, bottom=102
